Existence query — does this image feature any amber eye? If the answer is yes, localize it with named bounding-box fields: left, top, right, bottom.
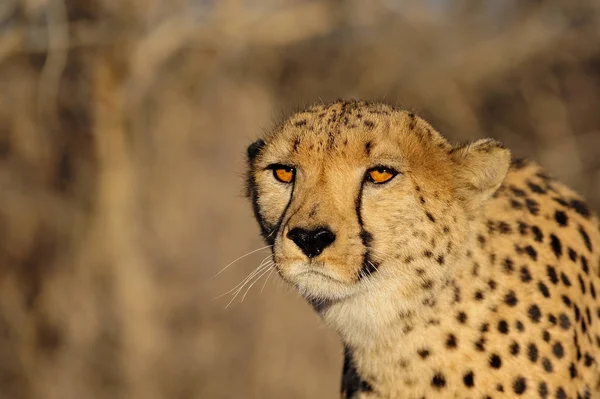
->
left=367, top=167, right=397, bottom=184
left=271, top=165, right=295, bottom=183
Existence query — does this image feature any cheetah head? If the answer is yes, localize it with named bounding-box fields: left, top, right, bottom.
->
left=246, top=101, right=510, bottom=304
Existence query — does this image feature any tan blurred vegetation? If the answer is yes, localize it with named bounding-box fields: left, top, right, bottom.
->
left=1, top=0, right=599, bottom=398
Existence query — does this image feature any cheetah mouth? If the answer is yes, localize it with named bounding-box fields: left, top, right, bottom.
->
left=294, top=267, right=345, bottom=283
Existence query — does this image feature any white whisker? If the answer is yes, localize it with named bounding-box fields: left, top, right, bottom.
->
left=241, top=265, right=274, bottom=302
left=260, top=267, right=276, bottom=293
left=225, top=262, right=273, bottom=308
left=211, top=244, right=273, bottom=279
left=212, top=255, right=273, bottom=301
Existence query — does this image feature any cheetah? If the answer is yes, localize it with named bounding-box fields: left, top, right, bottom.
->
left=245, top=100, right=600, bottom=398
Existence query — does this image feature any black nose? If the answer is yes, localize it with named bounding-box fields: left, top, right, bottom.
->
left=287, top=227, right=336, bottom=258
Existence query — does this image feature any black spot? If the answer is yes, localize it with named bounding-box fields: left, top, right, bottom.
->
left=418, top=348, right=431, bottom=359
left=423, top=250, right=433, bottom=258
left=543, top=330, right=551, bottom=342
left=527, top=343, right=538, bottom=363
left=584, top=353, right=594, bottom=367
left=511, top=199, right=523, bottom=209
left=516, top=320, right=525, bottom=332
left=511, top=186, right=527, bottom=197
left=578, top=225, right=593, bottom=252
left=524, top=245, right=537, bottom=261
left=498, top=221, right=512, bottom=234
left=531, top=225, right=544, bottom=242
left=528, top=304, right=542, bottom=323
left=364, top=141, right=372, bottom=155
left=569, top=362, right=578, bottom=378
left=581, top=256, right=589, bottom=274
left=556, top=387, right=566, bottom=399
left=538, top=281, right=550, bottom=298
left=498, top=320, right=509, bottom=334
left=505, top=291, right=518, bottom=307
left=503, top=257, right=515, bottom=274
left=554, top=210, right=568, bottom=226
left=474, top=290, right=484, bottom=301
left=542, top=357, right=553, bottom=373
left=294, top=119, right=307, bottom=127
left=562, top=295, right=572, bottom=307
left=513, top=376, right=527, bottom=394
left=526, top=198, right=540, bottom=215
left=436, top=255, right=445, bottom=265
left=550, top=234, right=562, bottom=258
left=552, top=342, right=564, bottom=359
left=570, top=199, right=590, bottom=218
left=489, top=354, right=502, bottom=368
left=463, top=371, right=474, bottom=387
left=559, top=314, right=571, bottom=330
left=363, top=120, right=375, bottom=128
left=446, top=334, right=458, bottom=349
left=426, top=212, right=436, bottom=223
left=488, top=279, right=497, bottom=290
left=538, top=381, right=548, bottom=398
left=547, top=265, right=559, bottom=284
left=568, top=248, right=577, bottom=261
left=560, top=272, right=571, bottom=286
left=456, top=312, right=467, bottom=324
left=510, top=341, right=520, bottom=356
left=527, top=181, right=545, bottom=194
left=475, top=337, right=486, bottom=351
left=421, top=280, right=435, bottom=290
left=431, top=372, right=446, bottom=388
left=578, top=275, right=586, bottom=295
left=520, top=266, right=532, bottom=283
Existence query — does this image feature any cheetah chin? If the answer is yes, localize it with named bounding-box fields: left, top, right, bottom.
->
left=246, top=100, right=600, bottom=399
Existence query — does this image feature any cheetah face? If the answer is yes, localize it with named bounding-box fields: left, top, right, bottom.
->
left=246, top=102, right=510, bottom=303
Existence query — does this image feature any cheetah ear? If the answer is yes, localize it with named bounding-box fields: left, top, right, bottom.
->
left=450, top=139, right=511, bottom=212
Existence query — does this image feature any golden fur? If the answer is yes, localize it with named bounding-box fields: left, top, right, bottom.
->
left=246, top=100, right=600, bottom=398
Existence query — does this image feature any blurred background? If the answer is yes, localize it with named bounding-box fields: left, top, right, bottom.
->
left=1, top=0, right=599, bottom=398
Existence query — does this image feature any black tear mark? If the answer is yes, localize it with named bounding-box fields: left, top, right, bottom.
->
left=247, top=161, right=295, bottom=244
left=356, top=181, right=379, bottom=279
left=341, top=347, right=374, bottom=398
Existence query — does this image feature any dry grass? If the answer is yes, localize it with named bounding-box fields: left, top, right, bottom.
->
left=0, top=1, right=599, bottom=398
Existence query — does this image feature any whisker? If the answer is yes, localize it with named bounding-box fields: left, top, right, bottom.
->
left=241, top=265, right=274, bottom=302
left=226, top=263, right=273, bottom=308
left=260, top=267, right=276, bottom=293
left=212, top=255, right=273, bottom=300
left=211, top=244, right=273, bottom=279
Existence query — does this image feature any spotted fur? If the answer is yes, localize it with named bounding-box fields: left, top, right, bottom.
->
left=246, top=100, right=600, bottom=398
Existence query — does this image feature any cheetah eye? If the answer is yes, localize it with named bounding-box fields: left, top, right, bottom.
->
left=269, top=164, right=295, bottom=184
left=366, top=166, right=398, bottom=184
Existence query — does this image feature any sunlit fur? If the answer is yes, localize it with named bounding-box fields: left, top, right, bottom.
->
left=246, top=100, right=600, bottom=398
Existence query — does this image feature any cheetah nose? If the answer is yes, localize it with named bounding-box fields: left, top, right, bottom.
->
left=287, top=227, right=336, bottom=258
